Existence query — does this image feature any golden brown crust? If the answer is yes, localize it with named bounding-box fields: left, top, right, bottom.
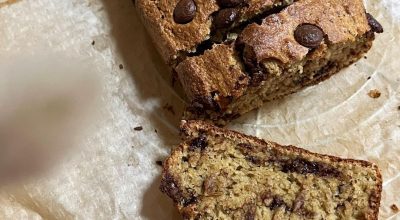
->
left=160, top=120, right=382, bottom=219
left=136, top=0, right=294, bottom=64
left=136, top=0, right=218, bottom=64
left=238, top=0, right=370, bottom=64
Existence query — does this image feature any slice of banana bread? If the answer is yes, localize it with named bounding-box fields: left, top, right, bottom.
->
left=161, top=120, right=382, bottom=219
left=177, top=0, right=383, bottom=124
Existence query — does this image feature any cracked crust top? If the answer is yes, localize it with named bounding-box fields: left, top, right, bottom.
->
left=136, top=0, right=294, bottom=64
left=136, top=0, right=218, bottom=64
left=238, top=0, right=371, bottom=64
left=175, top=0, right=376, bottom=116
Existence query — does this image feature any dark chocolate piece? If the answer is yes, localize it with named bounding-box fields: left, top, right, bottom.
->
left=217, top=0, right=243, bottom=8
left=174, top=0, right=197, bottom=24
left=214, top=8, right=239, bottom=29
left=294, top=24, right=324, bottom=48
left=189, top=134, right=208, bottom=150
left=366, top=13, right=384, bottom=33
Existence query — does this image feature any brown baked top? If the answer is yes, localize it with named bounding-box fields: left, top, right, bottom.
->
left=237, top=0, right=370, bottom=64
left=136, top=0, right=294, bottom=63
left=176, top=0, right=381, bottom=115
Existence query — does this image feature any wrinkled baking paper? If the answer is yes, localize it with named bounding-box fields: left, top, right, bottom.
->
left=0, top=0, right=399, bottom=219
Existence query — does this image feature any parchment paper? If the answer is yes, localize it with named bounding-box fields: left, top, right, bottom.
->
left=0, top=0, right=399, bottom=219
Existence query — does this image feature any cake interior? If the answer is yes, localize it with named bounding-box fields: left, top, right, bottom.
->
left=161, top=124, right=381, bottom=219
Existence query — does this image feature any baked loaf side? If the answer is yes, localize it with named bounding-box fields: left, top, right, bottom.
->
left=178, top=0, right=383, bottom=124
left=161, top=120, right=382, bottom=220
left=135, top=0, right=295, bottom=64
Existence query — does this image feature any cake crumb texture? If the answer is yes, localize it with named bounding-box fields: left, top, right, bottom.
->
left=161, top=121, right=382, bottom=220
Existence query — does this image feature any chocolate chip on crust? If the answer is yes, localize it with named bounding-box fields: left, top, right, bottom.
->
left=366, top=13, right=384, bottom=33
left=294, top=24, right=325, bottom=48
left=214, top=8, right=239, bottom=29
left=174, top=0, right=197, bottom=24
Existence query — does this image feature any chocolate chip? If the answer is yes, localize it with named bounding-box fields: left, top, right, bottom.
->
left=173, top=0, right=197, bottom=24
left=366, top=13, right=383, bottom=33
left=182, top=156, right=189, bottom=162
left=269, top=196, right=285, bottom=210
left=214, top=8, right=238, bottom=29
left=189, top=134, right=208, bottom=151
left=183, top=195, right=198, bottom=206
left=294, top=24, right=324, bottom=48
left=217, top=0, right=243, bottom=8
left=160, top=173, right=183, bottom=203
left=282, top=158, right=341, bottom=177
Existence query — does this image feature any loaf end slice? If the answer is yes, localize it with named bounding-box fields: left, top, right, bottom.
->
left=161, top=120, right=382, bottom=220
left=178, top=0, right=383, bottom=124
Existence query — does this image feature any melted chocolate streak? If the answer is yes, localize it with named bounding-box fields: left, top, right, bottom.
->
left=239, top=146, right=342, bottom=178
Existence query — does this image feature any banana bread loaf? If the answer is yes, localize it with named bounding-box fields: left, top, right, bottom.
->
left=136, top=0, right=383, bottom=124
left=177, top=0, right=383, bottom=124
left=161, top=120, right=382, bottom=219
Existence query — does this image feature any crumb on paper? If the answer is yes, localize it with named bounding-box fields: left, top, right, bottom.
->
left=364, top=56, right=367, bottom=59
left=91, top=40, right=95, bottom=46
left=154, top=129, right=158, bottom=133
left=368, top=89, right=381, bottom=99
left=391, top=204, right=399, bottom=213
left=397, top=106, right=400, bottom=111
left=134, top=126, right=143, bottom=131
left=163, top=103, right=176, bottom=115
left=156, top=160, right=163, bottom=166
left=119, top=64, right=124, bottom=70
left=127, top=154, right=139, bottom=167
left=367, top=76, right=371, bottom=80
